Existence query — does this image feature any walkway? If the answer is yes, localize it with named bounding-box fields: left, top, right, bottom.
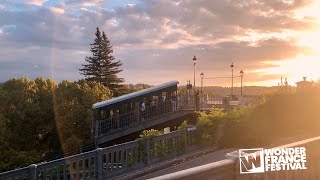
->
left=134, top=148, right=235, bottom=180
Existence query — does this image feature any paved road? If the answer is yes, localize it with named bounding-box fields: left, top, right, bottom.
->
left=134, top=148, right=236, bottom=180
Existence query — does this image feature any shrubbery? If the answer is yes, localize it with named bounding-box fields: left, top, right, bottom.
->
left=138, top=129, right=163, bottom=139
left=194, top=105, right=256, bottom=146
left=195, top=91, right=320, bottom=149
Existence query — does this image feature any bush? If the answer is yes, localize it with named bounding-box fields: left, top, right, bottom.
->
left=195, top=105, right=257, bottom=147
left=138, top=129, right=162, bottom=139
left=195, top=108, right=226, bottom=145
left=220, top=92, right=320, bottom=148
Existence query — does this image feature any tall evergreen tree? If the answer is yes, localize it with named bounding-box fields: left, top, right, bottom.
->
left=80, top=27, right=103, bottom=82
left=80, top=27, right=124, bottom=93
left=100, top=32, right=124, bottom=90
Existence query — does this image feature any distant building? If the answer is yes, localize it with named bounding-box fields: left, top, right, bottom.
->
left=296, top=77, right=313, bottom=93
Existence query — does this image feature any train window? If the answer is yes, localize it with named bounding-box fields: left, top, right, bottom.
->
left=101, top=110, right=106, bottom=120
left=162, top=92, right=166, bottom=101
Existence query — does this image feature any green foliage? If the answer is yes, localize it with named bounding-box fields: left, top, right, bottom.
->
left=80, top=27, right=124, bottom=94
left=0, top=78, right=58, bottom=171
left=195, top=109, right=225, bottom=145
left=54, top=80, right=111, bottom=151
left=177, top=87, right=187, bottom=95
left=0, top=77, right=111, bottom=172
left=177, top=120, right=188, bottom=131
left=0, top=147, right=40, bottom=172
left=113, top=83, right=150, bottom=97
left=139, top=129, right=162, bottom=139
left=219, top=91, right=320, bottom=148
left=195, top=105, right=257, bottom=146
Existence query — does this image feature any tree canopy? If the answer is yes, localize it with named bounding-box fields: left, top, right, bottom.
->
left=0, top=77, right=111, bottom=172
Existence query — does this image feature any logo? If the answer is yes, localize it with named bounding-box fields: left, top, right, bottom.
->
left=239, top=147, right=307, bottom=174
left=239, top=148, right=264, bottom=174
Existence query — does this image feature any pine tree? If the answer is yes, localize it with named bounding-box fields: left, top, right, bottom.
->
left=79, top=27, right=103, bottom=82
left=80, top=27, right=124, bottom=93
left=100, top=32, right=124, bottom=90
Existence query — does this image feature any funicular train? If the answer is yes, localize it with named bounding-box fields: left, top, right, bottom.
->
left=91, top=80, right=190, bottom=147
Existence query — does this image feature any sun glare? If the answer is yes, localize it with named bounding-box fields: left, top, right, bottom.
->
left=295, top=0, right=320, bottom=53
left=254, top=1, right=320, bottom=86
left=255, top=57, right=320, bottom=86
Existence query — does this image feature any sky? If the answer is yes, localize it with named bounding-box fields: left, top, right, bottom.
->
left=1, top=0, right=320, bottom=87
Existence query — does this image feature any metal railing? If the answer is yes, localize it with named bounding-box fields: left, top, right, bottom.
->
left=0, top=130, right=190, bottom=180
left=150, top=136, right=320, bottom=180
left=97, top=101, right=178, bottom=137
left=96, top=95, right=260, bottom=138
left=0, top=166, right=32, bottom=180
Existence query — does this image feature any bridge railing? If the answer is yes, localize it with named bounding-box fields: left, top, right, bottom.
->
left=178, top=95, right=229, bottom=110
left=150, top=136, right=320, bottom=180
left=0, top=165, right=32, bottom=180
left=36, top=149, right=96, bottom=180
left=0, top=130, right=192, bottom=180
left=101, top=139, right=143, bottom=178
left=149, top=131, right=186, bottom=164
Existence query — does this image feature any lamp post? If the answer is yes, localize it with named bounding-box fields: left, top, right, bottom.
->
left=240, top=70, right=244, bottom=95
left=200, top=72, right=204, bottom=94
left=230, top=63, right=234, bottom=99
left=186, top=80, right=191, bottom=95
left=193, top=56, right=197, bottom=89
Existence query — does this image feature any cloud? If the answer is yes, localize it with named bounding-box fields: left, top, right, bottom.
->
left=0, top=0, right=318, bottom=85
left=0, top=46, right=87, bottom=82
left=82, top=0, right=104, bottom=7
left=49, top=7, right=65, bottom=14
left=62, top=0, right=104, bottom=7
left=25, top=0, right=48, bottom=6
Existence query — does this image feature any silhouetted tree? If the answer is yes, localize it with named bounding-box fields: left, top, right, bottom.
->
left=80, top=27, right=103, bottom=83
left=100, top=32, right=124, bottom=91
left=80, top=27, right=124, bottom=94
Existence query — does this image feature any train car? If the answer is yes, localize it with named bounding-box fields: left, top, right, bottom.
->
left=92, top=81, right=179, bottom=147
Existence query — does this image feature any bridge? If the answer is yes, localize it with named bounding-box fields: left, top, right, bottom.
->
left=1, top=130, right=320, bottom=179
left=92, top=81, right=260, bottom=147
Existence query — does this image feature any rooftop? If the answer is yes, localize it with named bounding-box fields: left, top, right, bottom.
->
left=92, top=81, right=179, bottom=109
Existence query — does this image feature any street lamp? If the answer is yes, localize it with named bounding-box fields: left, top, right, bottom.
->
left=193, top=56, right=197, bottom=89
left=200, top=72, right=204, bottom=94
left=240, top=70, right=244, bottom=95
left=230, top=62, right=234, bottom=99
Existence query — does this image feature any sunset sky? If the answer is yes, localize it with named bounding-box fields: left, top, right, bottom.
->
left=1, top=0, right=320, bottom=87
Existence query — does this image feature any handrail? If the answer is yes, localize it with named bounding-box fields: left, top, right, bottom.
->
left=149, top=159, right=235, bottom=180
left=0, top=166, right=29, bottom=177
left=149, top=135, right=320, bottom=180
left=273, top=136, right=320, bottom=149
